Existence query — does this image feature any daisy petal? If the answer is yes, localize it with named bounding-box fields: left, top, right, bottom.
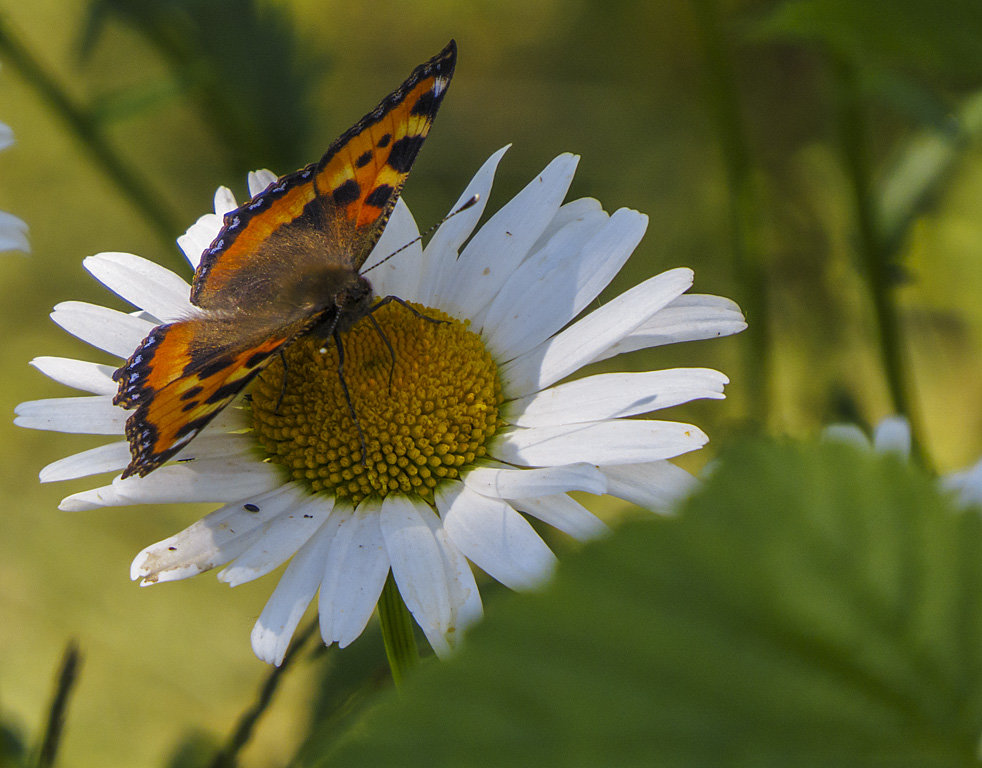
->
left=40, top=441, right=131, bottom=482
left=317, top=504, right=390, bottom=648
left=437, top=154, right=579, bottom=319
left=593, top=293, right=747, bottom=362
left=380, top=496, right=470, bottom=656
left=463, top=463, right=606, bottom=498
left=0, top=123, right=13, bottom=150
left=361, top=198, right=422, bottom=300
left=500, top=268, right=694, bottom=396
left=601, top=461, right=698, bottom=512
left=494, top=420, right=708, bottom=466
left=58, top=484, right=122, bottom=512
left=419, top=146, right=510, bottom=307
left=213, top=186, right=238, bottom=216
left=943, top=460, right=982, bottom=508
left=529, top=197, right=604, bottom=254
left=509, top=494, right=607, bottom=540
left=480, top=206, right=611, bottom=356
left=251, top=518, right=339, bottom=666
left=109, top=456, right=282, bottom=505
left=50, top=301, right=154, bottom=357
left=247, top=169, right=278, bottom=196
left=131, top=484, right=310, bottom=584
left=83, top=252, right=193, bottom=321
left=505, top=368, right=728, bottom=427
left=437, top=482, right=556, bottom=591
left=29, top=356, right=117, bottom=395
left=15, top=395, right=125, bottom=434
left=872, top=416, right=912, bottom=457
left=178, top=212, right=224, bottom=268
left=219, top=494, right=334, bottom=586
left=0, top=211, right=30, bottom=252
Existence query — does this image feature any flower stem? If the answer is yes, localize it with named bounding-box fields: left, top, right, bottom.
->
left=32, top=640, right=82, bottom=768
left=689, top=0, right=772, bottom=430
left=830, top=53, right=932, bottom=470
left=378, top=573, right=418, bottom=687
left=0, top=15, right=185, bottom=261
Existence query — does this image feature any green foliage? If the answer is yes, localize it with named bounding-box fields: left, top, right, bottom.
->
left=299, top=439, right=982, bottom=767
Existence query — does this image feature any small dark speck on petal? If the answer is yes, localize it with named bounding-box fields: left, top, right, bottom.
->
left=244, top=503, right=260, bottom=512
left=168, top=546, right=177, bottom=551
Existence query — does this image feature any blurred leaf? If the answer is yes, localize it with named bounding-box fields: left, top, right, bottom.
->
left=83, top=0, right=327, bottom=173
left=752, top=0, right=982, bottom=81
left=0, top=718, right=27, bottom=768
left=300, top=439, right=982, bottom=767
left=879, top=88, right=982, bottom=257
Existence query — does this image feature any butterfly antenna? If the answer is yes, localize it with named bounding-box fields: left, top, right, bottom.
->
left=362, top=194, right=480, bottom=275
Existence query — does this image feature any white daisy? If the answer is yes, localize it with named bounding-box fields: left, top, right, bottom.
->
left=0, top=119, right=30, bottom=253
left=825, top=415, right=982, bottom=508
left=16, top=147, right=745, bottom=664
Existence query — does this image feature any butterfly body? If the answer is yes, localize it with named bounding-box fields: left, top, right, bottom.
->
left=113, top=41, right=456, bottom=478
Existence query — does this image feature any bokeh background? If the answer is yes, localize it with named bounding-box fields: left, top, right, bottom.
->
left=1, top=0, right=980, bottom=765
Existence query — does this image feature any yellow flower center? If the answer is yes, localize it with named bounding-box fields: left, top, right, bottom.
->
left=250, top=301, right=502, bottom=505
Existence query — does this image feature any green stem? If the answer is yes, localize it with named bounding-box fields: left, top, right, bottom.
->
left=209, top=618, right=319, bottom=768
left=689, top=0, right=772, bottom=430
left=378, top=573, right=418, bottom=687
left=830, top=54, right=931, bottom=470
left=33, top=641, right=82, bottom=768
left=0, top=14, right=186, bottom=264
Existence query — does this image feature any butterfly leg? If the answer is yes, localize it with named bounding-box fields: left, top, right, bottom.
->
left=369, top=295, right=448, bottom=326
left=365, top=313, right=397, bottom=393
left=333, top=331, right=368, bottom=467
left=275, top=349, right=289, bottom=414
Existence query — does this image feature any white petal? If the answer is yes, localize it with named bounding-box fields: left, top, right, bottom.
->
left=131, top=483, right=309, bottom=583
left=463, top=463, right=606, bottom=498
left=480, top=206, right=611, bottom=356
left=40, top=441, right=131, bottom=482
left=14, top=395, right=125, bottom=434
left=0, top=123, right=13, bottom=150
left=504, top=369, right=728, bottom=427
left=178, top=212, right=224, bottom=268
left=435, top=154, right=579, bottom=319
left=419, top=146, right=510, bottom=307
left=219, top=494, right=333, bottom=586
left=437, top=482, right=556, bottom=591
left=83, top=252, right=193, bottom=321
left=601, top=461, right=698, bottom=512
left=509, top=494, right=607, bottom=540
left=494, top=420, right=709, bottom=466
left=213, top=186, right=238, bottom=216
left=500, top=268, right=694, bottom=397
left=943, top=459, right=982, bottom=509
left=380, top=496, right=473, bottom=656
left=248, top=169, right=278, bottom=196
left=317, top=504, right=390, bottom=648
left=822, top=424, right=871, bottom=448
left=872, top=416, right=912, bottom=457
left=251, top=518, right=339, bottom=665
left=51, top=301, right=154, bottom=358
left=29, top=356, right=117, bottom=395
left=59, top=484, right=122, bottom=511
left=109, top=456, right=282, bottom=506
left=361, top=198, right=422, bottom=300
left=529, top=197, right=604, bottom=254
left=593, top=293, right=747, bottom=363
left=0, top=211, right=30, bottom=252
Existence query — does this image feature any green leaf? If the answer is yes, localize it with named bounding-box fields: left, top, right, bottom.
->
left=301, top=439, right=982, bottom=767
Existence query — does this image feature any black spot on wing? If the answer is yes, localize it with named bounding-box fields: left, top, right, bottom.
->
left=364, top=184, right=394, bottom=209
left=355, top=150, right=373, bottom=168
left=332, top=179, right=361, bottom=206
left=180, top=385, right=204, bottom=401
left=377, top=133, right=392, bottom=148
left=387, top=135, right=425, bottom=173
left=411, top=89, right=440, bottom=117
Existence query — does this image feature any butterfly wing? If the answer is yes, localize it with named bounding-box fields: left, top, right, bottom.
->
left=113, top=312, right=310, bottom=478
left=113, top=41, right=456, bottom=478
left=191, top=40, right=457, bottom=311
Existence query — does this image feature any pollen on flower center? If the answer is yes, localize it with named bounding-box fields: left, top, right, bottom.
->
left=250, top=301, right=502, bottom=505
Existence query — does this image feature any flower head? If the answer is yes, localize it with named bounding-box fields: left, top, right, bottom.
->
left=17, top=148, right=745, bottom=663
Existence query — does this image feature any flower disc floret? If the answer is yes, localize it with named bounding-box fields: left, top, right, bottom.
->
left=251, top=301, right=502, bottom=505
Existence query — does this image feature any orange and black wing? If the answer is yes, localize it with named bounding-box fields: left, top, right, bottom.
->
left=113, top=313, right=308, bottom=478
left=191, top=40, right=457, bottom=311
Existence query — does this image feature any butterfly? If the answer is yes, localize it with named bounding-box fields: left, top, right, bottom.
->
left=113, top=40, right=457, bottom=479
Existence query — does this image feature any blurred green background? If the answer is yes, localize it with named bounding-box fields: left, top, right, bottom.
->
left=1, top=0, right=980, bottom=766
